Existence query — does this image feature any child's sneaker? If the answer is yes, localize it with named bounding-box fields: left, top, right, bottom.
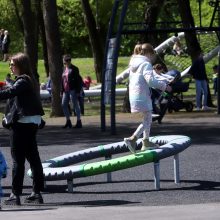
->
left=124, top=136, right=137, bottom=153
left=141, top=139, right=159, bottom=151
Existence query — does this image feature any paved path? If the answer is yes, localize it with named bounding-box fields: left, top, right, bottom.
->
left=0, top=110, right=220, bottom=219
left=0, top=203, right=220, bottom=220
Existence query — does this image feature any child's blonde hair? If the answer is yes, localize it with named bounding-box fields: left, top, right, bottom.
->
left=133, top=43, right=142, bottom=55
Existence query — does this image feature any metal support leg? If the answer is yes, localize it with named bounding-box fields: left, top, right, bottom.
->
left=67, top=179, right=74, bottom=193
left=174, top=154, right=180, bottom=184
left=154, top=161, right=160, bottom=190
left=105, top=155, right=112, bottom=182
left=44, top=181, right=47, bottom=189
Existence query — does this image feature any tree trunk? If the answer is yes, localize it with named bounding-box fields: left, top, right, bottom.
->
left=12, top=0, right=24, bottom=33
left=21, top=0, right=39, bottom=81
left=177, top=0, right=214, bottom=106
left=177, top=0, right=201, bottom=61
left=42, top=0, right=63, bottom=116
left=37, top=0, right=50, bottom=77
left=144, top=0, right=166, bottom=47
left=81, top=0, right=104, bottom=82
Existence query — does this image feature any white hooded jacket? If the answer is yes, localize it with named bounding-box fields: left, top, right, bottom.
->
left=129, top=55, right=167, bottom=113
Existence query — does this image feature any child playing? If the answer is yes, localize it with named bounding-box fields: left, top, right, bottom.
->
left=124, top=43, right=172, bottom=153
left=0, top=150, right=7, bottom=210
left=83, top=76, right=92, bottom=102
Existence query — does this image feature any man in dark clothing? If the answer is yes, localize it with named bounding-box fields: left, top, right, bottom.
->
left=188, top=53, right=211, bottom=110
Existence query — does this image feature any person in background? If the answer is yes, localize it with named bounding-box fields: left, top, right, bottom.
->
left=172, top=39, right=183, bottom=56
left=212, top=65, right=218, bottom=96
left=0, top=29, right=4, bottom=60
left=46, top=75, right=52, bottom=95
left=2, top=30, right=10, bottom=62
left=124, top=43, right=172, bottom=153
left=83, top=76, right=92, bottom=90
left=83, top=75, right=92, bottom=102
left=74, top=75, right=84, bottom=116
left=61, top=54, right=82, bottom=128
left=188, top=52, right=209, bottom=111
left=151, top=64, right=175, bottom=113
left=0, top=53, right=45, bottom=206
left=153, top=63, right=175, bottom=83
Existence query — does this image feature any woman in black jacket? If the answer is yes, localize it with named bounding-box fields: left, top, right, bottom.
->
left=61, top=54, right=82, bottom=128
left=0, top=53, right=45, bottom=205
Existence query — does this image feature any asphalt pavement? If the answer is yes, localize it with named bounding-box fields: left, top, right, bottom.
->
left=0, top=110, right=220, bottom=219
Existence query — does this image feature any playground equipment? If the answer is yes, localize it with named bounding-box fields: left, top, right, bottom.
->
left=27, top=135, right=191, bottom=192
left=100, top=0, right=220, bottom=133
left=39, top=31, right=220, bottom=101
left=86, top=32, right=220, bottom=92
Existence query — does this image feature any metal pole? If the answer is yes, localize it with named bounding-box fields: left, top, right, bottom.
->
left=218, top=1, right=220, bottom=114
left=174, top=154, right=180, bottom=184
left=67, top=179, right=73, bottom=193
left=110, top=0, right=129, bottom=135
left=218, top=48, right=220, bottom=114
left=105, top=155, right=112, bottom=182
left=198, top=0, right=202, bottom=27
left=153, top=161, right=160, bottom=190
left=101, top=0, right=119, bottom=131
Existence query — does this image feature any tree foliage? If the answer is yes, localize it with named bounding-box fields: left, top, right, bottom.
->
left=0, top=0, right=217, bottom=58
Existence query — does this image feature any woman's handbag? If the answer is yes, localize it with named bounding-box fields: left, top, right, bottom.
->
left=2, top=98, right=18, bottom=129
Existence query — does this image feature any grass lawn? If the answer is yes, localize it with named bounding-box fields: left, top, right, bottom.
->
left=0, top=57, right=130, bottom=84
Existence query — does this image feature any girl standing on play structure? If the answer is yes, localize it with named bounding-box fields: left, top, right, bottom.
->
left=124, top=43, right=172, bottom=153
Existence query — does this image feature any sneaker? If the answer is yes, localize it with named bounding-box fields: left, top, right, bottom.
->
left=124, top=136, right=137, bottom=154
left=24, top=192, right=44, bottom=204
left=202, top=106, right=211, bottom=111
left=141, top=139, right=159, bottom=151
left=195, top=107, right=201, bottom=111
left=4, top=193, right=21, bottom=206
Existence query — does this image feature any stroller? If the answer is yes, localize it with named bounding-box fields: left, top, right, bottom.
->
left=152, top=70, right=193, bottom=124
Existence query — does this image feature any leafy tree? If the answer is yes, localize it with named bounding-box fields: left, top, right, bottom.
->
left=57, top=0, right=91, bottom=57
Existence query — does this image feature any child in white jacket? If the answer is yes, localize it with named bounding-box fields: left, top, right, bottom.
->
left=124, top=43, right=172, bottom=153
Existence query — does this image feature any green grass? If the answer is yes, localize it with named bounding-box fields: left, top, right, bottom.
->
left=0, top=61, right=10, bottom=81
left=0, top=57, right=130, bottom=84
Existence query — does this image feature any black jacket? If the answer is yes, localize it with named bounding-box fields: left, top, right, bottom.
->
left=189, top=57, right=208, bottom=80
left=0, top=75, right=44, bottom=118
left=61, top=64, right=83, bottom=93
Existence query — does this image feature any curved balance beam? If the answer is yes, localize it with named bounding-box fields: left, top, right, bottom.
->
left=27, top=135, right=191, bottom=181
